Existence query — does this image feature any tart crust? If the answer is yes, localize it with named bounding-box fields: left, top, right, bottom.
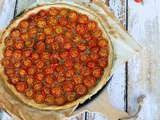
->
left=0, top=3, right=113, bottom=110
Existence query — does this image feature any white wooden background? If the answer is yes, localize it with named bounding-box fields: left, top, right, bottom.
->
left=0, top=0, right=160, bottom=120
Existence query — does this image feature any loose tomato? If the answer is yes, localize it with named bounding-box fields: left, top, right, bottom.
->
left=73, top=75, right=82, bottom=84
left=87, top=21, right=97, bottom=30
left=45, top=95, right=55, bottom=105
left=75, top=84, right=87, bottom=96
left=78, top=15, right=88, bottom=24
left=68, top=11, right=78, bottom=22
left=92, top=68, right=102, bottom=78
left=16, top=82, right=27, bottom=93
left=14, top=41, right=24, bottom=49
left=76, top=24, right=86, bottom=35
left=1, top=58, right=10, bottom=67
left=35, top=73, right=44, bottom=81
left=83, top=76, right=96, bottom=88
left=55, top=96, right=66, bottom=105
left=63, top=81, right=74, bottom=92
left=51, top=86, right=63, bottom=97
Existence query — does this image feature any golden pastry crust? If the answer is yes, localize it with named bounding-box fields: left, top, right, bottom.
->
left=0, top=3, right=113, bottom=110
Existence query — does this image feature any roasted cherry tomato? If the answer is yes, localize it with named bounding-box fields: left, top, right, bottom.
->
left=14, top=41, right=24, bottom=49
left=31, top=52, right=39, bottom=60
left=92, top=68, right=102, bottom=78
left=19, top=69, right=27, bottom=76
left=65, top=69, right=74, bottom=78
left=83, top=76, right=96, bottom=88
left=73, top=75, right=82, bottom=85
left=44, top=27, right=52, bottom=35
left=98, top=57, right=108, bottom=68
left=37, top=33, right=45, bottom=41
left=44, top=67, right=53, bottom=75
left=45, top=95, right=55, bottom=105
left=75, top=84, right=87, bottom=96
left=25, top=89, right=34, bottom=98
left=26, top=76, right=34, bottom=85
left=99, top=48, right=108, bottom=57
left=21, top=33, right=29, bottom=41
left=87, top=61, right=96, bottom=69
left=23, top=59, right=32, bottom=67
left=45, top=75, right=54, bottom=84
left=13, top=50, right=22, bottom=60
left=37, top=18, right=47, bottom=28
left=35, top=73, right=44, bottom=81
left=33, top=82, right=43, bottom=91
left=66, top=92, right=77, bottom=102
left=51, top=86, right=63, bottom=97
left=11, top=76, right=19, bottom=84
left=63, top=81, right=74, bottom=92
left=34, top=92, right=45, bottom=103
left=35, top=41, right=45, bottom=53
left=35, top=60, right=44, bottom=69
left=87, top=21, right=97, bottom=30
left=27, top=66, right=36, bottom=75
left=78, top=15, right=88, bottom=24
left=16, top=82, right=28, bottom=93
left=23, top=49, right=32, bottom=57
left=55, top=96, right=66, bottom=106
left=49, top=8, right=59, bottom=16
left=68, top=11, right=78, bottom=22
left=98, top=39, right=108, bottom=47
left=19, top=20, right=29, bottom=29
left=4, top=48, right=13, bottom=57
left=76, top=24, right=86, bottom=35
left=70, top=48, right=78, bottom=58
left=11, top=29, right=20, bottom=38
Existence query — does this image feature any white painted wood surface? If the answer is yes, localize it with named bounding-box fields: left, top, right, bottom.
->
left=0, top=0, right=159, bottom=120
left=127, top=0, right=160, bottom=120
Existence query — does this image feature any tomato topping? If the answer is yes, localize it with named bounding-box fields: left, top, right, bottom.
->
left=28, top=27, right=37, bottom=37
left=55, top=35, right=64, bottom=43
left=41, top=52, right=50, bottom=60
left=33, top=83, right=43, bottom=91
left=19, top=69, right=27, bottom=76
left=21, top=33, right=29, bottom=41
left=99, top=48, right=108, bottom=57
left=31, top=52, right=39, bottom=60
left=4, top=48, right=13, bottom=57
left=75, top=84, right=87, bottom=96
left=87, top=61, right=96, bottom=68
left=37, top=33, right=45, bottom=41
left=55, top=26, right=63, bottom=34
left=28, top=66, right=36, bottom=75
left=45, top=95, right=55, bottom=105
left=70, top=48, right=78, bottom=58
left=13, top=50, right=22, bottom=60
left=16, top=82, right=27, bottom=93
left=98, top=39, right=108, bottom=47
left=19, top=20, right=29, bottom=29
left=45, top=75, right=54, bottom=84
left=25, top=89, right=33, bottom=98
left=63, top=81, right=74, bottom=92
left=37, top=19, right=47, bottom=28
left=44, top=67, right=53, bottom=74
left=23, top=49, right=32, bottom=57
left=64, top=42, right=72, bottom=50
left=35, top=41, right=45, bottom=52
left=35, top=60, right=44, bottom=69
left=5, top=38, right=13, bottom=47
left=35, top=73, right=44, bottom=81
left=98, top=58, right=108, bottom=68
left=87, top=21, right=97, bottom=30
left=59, top=17, right=68, bottom=26
left=34, top=93, right=45, bottom=103
left=78, top=15, right=88, bottom=24
left=49, top=8, right=59, bottom=16
left=51, top=86, right=63, bottom=97
left=66, top=92, right=77, bottom=102
left=66, top=69, right=74, bottom=78
left=45, top=35, right=54, bottom=44
left=93, top=68, right=102, bottom=78
left=23, top=59, right=32, bottom=67
left=83, top=76, right=96, bottom=88
left=59, top=8, right=68, bottom=16
left=26, top=76, right=34, bottom=85
left=55, top=96, right=66, bottom=105
left=69, top=11, right=78, bottom=22
left=11, top=76, right=19, bottom=84
left=76, top=24, right=86, bottom=34
left=64, top=59, right=73, bottom=69
left=73, top=75, right=82, bottom=84
left=11, top=29, right=20, bottom=38
left=47, top=16, right=58, bottom=26
left=14, top=41, right=24, bottom=49
left=78, top=43, right=86, bottom=51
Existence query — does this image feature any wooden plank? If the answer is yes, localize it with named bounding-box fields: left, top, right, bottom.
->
left=0, top=0, right=16, bottom=30
left=128, top=0, right=160, bottom=120
left=107, top=0, right=127, bottom=111
left=0, top=0, right=17, bottom=120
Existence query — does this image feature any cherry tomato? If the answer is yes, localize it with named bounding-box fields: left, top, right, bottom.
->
left=70, top=48, right=78, bottom=58
left=35, top=60, right=44, bottom=69
left=98, top=57, right=108, bottom=68
left=75, top=84, right=87, bottom=96
left=28, top=27, right=37, bottom=38
left=68, top=11, right=78, bottom=22
left=23, top=49, right=32, bottom=57
left=45, top=35, right=54, bottom=44
left=44, top=67, right=53, bottom=75
left=16, top=82, right=27, bottom=93
left=31, top=52, right=39, bottom=60
left=72, top=35, right=82, bottom=43
left=55, top=96, right=66, bottom=106
left=55, top=26, right=63, bottom=34
left=93, top=68, right=102, bottom=78
left=25, top=89, right=33, bottom=98
left=66, top=92, right=77, bottom=102
left=57, top=74, right=65, bottom=83
left=64, top=42, right=72, bottom=50
left=11, top=76, right=19, bottom=84
left=11, top=29, right=20, bottom=38
left=37, top=33, right=45, bottom=41
left=19, top=69, right=27, bottom=76
left=73, top=75, right=82, bottom=85
left=21, top=33, right=29, bottom=41
left=27, top=66, right=36, bottom=75
left=55, top=35, right=64, bottom=43
left=4, top=48, right=13, bottom=57
left=5, top=37, right=13, bottom=47
left=45, top=95, right=55, bottom=105
left=35, top=41, right=45, bottom=53
left=35, top=73, right=44, bottom=81
left=51, top=42, right=59, bottom=50
left=33, top=83, right=43, bottom=91
left=34, top=93, right=45, bottom=103
left=14, top=41, right=24, bottom=49
left=59, top=8, right=68, bottom=17
left=45, top=75, right=54, bottom=84
left=83, top=76, right=96, bottom=88
left=51, top=86, right=63, bottom=97
left=87, top=61, right=96, bottom=68
left=47, top=16, right=58, bottom=26
left=59, top=17, right=68, bottom=26
left=13, top=50, right=22, bottom=60
left=87, top=21, right=97, bottom=30
left=65, top=69, right=74, bottom=78
left=78, top=43, right=87, bottom=51
left=98, top=39, right=108, bottom=47
left=49, top=8, right=59, bottom=16
left=19, top=20, right=29, bottom=29
left=41, top=52, right=50, bottom=60
left=90, top=53, right=99, bottom=61
left=78, top=15, right=88, bottom=24
left=26, top=76, right=34, bottom=85
left=64, top=59, right=73, bottom=69
left=93, top=29, right=102, bottom=38
left=23, top=59, right=32, bottom=67
left=37, top=18, right=47, bottom=28
left=76, top=24, right=86, bottom=35
left=63, top=81, right=74, bottom=92
left=99, top=48, right=108, bottom=57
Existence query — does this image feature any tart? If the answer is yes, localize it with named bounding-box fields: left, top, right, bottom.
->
left=0, top=4, right=113, bottom=110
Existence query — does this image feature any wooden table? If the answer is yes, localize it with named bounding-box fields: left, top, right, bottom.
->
left=0, top=0, right=159, bottom=120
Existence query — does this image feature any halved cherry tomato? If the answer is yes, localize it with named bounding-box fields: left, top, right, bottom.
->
left=23, top=59, right=32, bottom=67
left=75, top=84, right=87, bottom=96
left=23, top=49, right=32, bottom=57
left=98, top=39, right=108, bottom=47
left=63, top=81, right=74, bottom=92
left=25, top=89, right=33, bottom=98
left=98, top=57, right=108, bottom=68
left=65, top=69, right=74, bottom=78
left=87, top=61, right=96, bottom=68
left=19, top=69, right=27, bottom=76
left=73, top=75, right=82, bottom=85
left=51, top=86, right=63, bottom=97
left=37, top=33, right=45, bottom=41
left=78, top=15, right=88, bottom=24
left=45, top=75, right=54, bottom=84
left=14, top=41, right=24, bottom=49
left=44, top=27, right=52, bottom=35
left=44, top=67, right=53, bottom=75
left=41, top=52, right=50, bottom=60
left=37, top=18, right=47, bottom=28
left=11, top=29, right=20, bottom=38
left=66, top=92, right=77, bottom=102
left=19, top=20, right=29, bottom=29
left=28, top=66, right=36, bottom=75
left=83, top=76, right=96, bottom=88
left=49, top=8, right=59, bottom=16
left=35, top=41, right=45, bottom=52
left=45, top=95, right=55, bottom=105
left=47, top=16, right=58, bottom=26
left=13, top=50, right=22, bottom=60
left=21, top=33, right=29, bottom=41
left=92, top=68, right=102, bottom=78
left=34, top=92, right=45, bottom=103
left=26, top=76, right=34, bottom=85
left=59, top=17, right=68, bottom=26
left=55, top=96, right=66, bottom=105
left=31, top=52, right=39, bottom=60
left=76, top=24, right=86, bottom=35
left=68, top=11, right=78, bottom=22
left=78, top=43, right=86, bottom=51
left=4, top=48, right=13, bottom=57
left=35, top=60, right=44, bottom=69
left=5, top=37, right=13, bottom=47
left=16, top=82, right=27, bottom=93
left=70, top=48, right=78, bottom=58
left=99, top=48, right=108, bottom=57
left=33, top=82, right=43, bottom=91
left=11, top=76, right=19, bottom=84
left=87, top=21, right=97, bottom=30
left=64, top=42, right=72, bottom=50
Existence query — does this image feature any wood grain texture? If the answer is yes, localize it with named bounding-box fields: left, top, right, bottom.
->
left=0, top=0, right=16, bottom=30
left=107, top=0, right=127, bottom=111
left=128, top=0, right=160, bottom=120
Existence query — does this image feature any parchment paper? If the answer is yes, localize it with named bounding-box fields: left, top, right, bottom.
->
left=0, top=0, right=141, bottom=120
